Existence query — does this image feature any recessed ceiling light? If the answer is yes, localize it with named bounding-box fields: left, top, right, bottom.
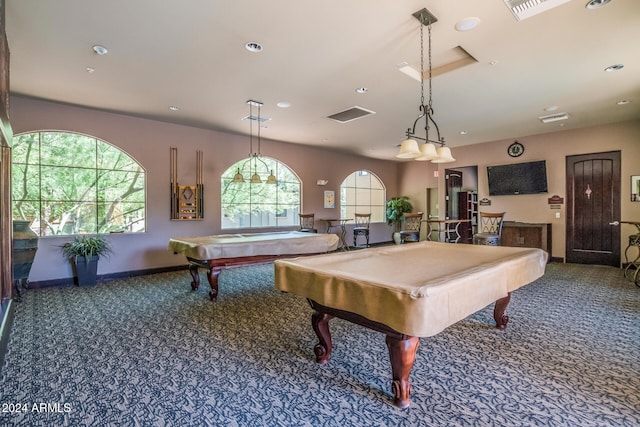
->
left=168, top=106, right=179, bottom=111
left=455, top=17, right=480, bottom=32
left=586, top=0, right=612, bottom=10
left=459, top=130, right=468, bottom=135
left=616, top=100, right=630, bottom=105
left=544, top=106, right=559, bottom=112
left=86, top=67, right=95, bottom=73
left=489, top=60, right=498, bottom=66
left=355, top=87, right=368, bottom=94
left=277, top=101, right=291, bottom=108
left=605, top=64, right=624, bottom=72
left=92, top=45, right=108, bottom=55
left=245, top=42, right=263, bottom=53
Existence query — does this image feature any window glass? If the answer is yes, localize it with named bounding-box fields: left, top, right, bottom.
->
left=221, top=156, right=301, bottom=229
left=340, top=170, right=386, bottom=221
left=12, top=131, right=146, bottom=236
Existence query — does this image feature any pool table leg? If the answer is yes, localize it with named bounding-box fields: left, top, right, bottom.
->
left=311, top=311, right=334, bottom=364
left=206, top=267, right=221, bottom=302
left=188, top=265, right=200, bottom=290
left=386, top=334, right=420, bottom=409
left=494, top=292, right=511, bottom=330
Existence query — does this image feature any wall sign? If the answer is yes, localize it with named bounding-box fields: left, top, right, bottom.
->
left=547, top=195, right=564, bottom=204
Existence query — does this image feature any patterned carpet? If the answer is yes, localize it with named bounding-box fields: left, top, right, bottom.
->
left=0, top=262, right=638, bottom=426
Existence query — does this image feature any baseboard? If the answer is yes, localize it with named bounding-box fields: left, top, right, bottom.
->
left=0, top=299, right=15, bottom=376
left=25, top=264, right=190, bottom=289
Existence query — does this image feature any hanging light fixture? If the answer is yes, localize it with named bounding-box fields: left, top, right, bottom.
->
left=396, top=8, right=455, bottom=163
left=232, top=100, right=277, bottom=184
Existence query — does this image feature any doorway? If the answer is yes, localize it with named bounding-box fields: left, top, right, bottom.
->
left=445, top=169, right=463, bottom=220
left=566, top=151, right=621, bottom=266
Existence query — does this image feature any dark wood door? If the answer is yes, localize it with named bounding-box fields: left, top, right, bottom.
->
left=566, top=151, right=620, bottom=266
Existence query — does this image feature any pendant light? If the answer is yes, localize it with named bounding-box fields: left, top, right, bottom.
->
left=396, top=8, right=455, bottom=163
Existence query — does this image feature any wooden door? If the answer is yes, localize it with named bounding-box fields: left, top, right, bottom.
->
left=445, top=169, right=463, bottom=220
left=566, top=151, right=620, bottom=266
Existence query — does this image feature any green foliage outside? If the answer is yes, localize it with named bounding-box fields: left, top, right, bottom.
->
left=221, top=156, right=301, bottom=228
left=12, top=132, right=146, bottom=236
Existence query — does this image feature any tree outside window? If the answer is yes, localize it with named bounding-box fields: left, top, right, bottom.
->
left=12, top=131, right=146, bottom=236
left=221, top=156, right=301, bottom=229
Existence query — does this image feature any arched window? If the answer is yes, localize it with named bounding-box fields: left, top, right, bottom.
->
left=340, top=170, right=386, bottom=222
left=220, top=156, right=301, bottom=229
left=12, top=131, right=146, bottom=236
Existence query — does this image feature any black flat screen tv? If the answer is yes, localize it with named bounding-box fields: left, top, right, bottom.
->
left=487, top=160, right=548, bottom=195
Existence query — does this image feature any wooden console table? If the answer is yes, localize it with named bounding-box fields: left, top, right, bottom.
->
left=501, top=222, right=552, bottom=257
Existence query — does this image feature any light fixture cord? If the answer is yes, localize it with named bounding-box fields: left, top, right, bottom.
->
left=420, top=15, right=425, bottom=109
left=249, top=102, right=254, bottom=157
left=419, top=13, right=433, bottom=143
left=427, top=21, right=433, bottom=114
left=257, top=103, right=261, bottom=156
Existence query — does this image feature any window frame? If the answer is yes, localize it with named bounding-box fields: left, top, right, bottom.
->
left=220, top=156, right=302, bottom=229
left=340, top=170, right=386, bottom=223
left=11, top=130, right=147, bottom=236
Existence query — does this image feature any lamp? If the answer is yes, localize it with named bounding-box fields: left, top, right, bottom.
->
left=233, top=100, right=277, bottom=184
left=396, top=8, right=455, bottom=163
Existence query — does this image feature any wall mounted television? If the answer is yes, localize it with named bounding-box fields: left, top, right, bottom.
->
left=487, top=160, right=548, bottom=195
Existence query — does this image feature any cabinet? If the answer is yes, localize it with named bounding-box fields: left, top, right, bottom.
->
left=501, top=222, right=552, bottom=256
left=458, top=192, right=478, bottom=243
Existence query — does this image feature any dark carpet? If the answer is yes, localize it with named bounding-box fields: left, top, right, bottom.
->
left=0, top=262, right=638, bottom=426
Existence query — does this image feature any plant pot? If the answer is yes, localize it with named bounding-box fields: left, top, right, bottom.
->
left=392, top=231, right=402, bottom=245
left=72, top=255, right=99, bottom=286
left=12, top=220, right=39, bottom=287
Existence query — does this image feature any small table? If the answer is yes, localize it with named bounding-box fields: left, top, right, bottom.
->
left=425, top=219, right=471, bottom=243
left=320, top=218, right=352, bottom=251
left=621, top=221, right=640, bottom=286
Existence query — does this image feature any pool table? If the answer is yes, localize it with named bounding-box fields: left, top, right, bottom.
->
left=169, top=231, right=339, bottom=300
left=274, top=241, right=548, bottom=408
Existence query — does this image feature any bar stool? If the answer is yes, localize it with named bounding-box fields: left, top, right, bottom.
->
left=473, top=212, right=506, bottom=246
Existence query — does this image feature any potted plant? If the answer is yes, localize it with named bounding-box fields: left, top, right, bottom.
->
left=61, top=234, right=112, bottom=286
left=386, top=196, right=413, bottom=244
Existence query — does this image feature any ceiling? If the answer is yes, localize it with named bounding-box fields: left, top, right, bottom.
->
left=6, top=0, right=640, bottom=161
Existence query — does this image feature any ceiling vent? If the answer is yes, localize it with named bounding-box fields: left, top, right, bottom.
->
left=503, top=0, right=571, bottom=21
left=539, top=112, right=569, bottom=123
left=327, top=106, right=376, bottom=123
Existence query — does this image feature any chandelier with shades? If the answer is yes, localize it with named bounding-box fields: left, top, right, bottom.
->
left=233, top=100, right=277, bottom=184
left=396, top=8, right=455, bottom=163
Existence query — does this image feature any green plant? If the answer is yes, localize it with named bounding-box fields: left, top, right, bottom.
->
left=386, top=196, right=413, bottom=232
left=61, top=234, right=112, bottom=260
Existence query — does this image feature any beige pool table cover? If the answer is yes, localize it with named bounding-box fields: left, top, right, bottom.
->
left=168, top=231, right=339, bottom=260
left=274, top=242, right=548, bottom=337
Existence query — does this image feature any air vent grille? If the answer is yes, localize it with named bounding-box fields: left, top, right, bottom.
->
left=327, top=106, right=376, bottom=123
left=539, top=112, right=569, bottom=123
left=503, top=0, right=571, bottom=21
